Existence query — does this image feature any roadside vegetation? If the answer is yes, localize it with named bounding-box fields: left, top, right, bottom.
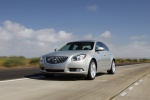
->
left=116, top=58, right=150, bottom=64
left=0, top=56, right=150, bottom=69
left=0, top=56, right=40, bottom=69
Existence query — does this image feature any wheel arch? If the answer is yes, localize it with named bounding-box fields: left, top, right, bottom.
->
left=113, top=58, right=116, bottom=63
left=91, top=58, right=97, bottom=70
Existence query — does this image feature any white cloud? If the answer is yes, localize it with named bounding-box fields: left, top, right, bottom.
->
left=100, top=31, right=112, bottom=38
left=18, top=29, right=34, bottom=38
left=0, top=30, right=12, bottom=41
left=110, top=38, right=150, bottom=58
left=84, top=31, right=112, bottom=40
left=0, top=20, right=74, bottom=57
left=58, top=31, right=73, bottom=40
left=36, top=30, right=73, bottom=43
left=84, top=34, right=93, bottom=39
left=130, top=35, right=146, bottom=40
left=0, top=20, right=150, bottom=58
left=87, top=5, right=99, bottom=12
left=83, top=32, right=150, bottom=58
left=129, top=41, right=147, bottom=47
left=3, top=20, right=25, bottom=33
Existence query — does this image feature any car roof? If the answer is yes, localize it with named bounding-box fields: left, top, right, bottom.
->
left=67, top=40, right=98, bottom=43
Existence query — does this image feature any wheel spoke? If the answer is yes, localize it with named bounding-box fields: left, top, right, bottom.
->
left=112, top=61, right=115, bottom=73
left=91, top=62, right=96, bottom=78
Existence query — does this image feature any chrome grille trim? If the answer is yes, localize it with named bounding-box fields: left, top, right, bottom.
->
left=46, top=56, right=68, bottom=64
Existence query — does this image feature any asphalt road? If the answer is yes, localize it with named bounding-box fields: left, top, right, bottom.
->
left=0, top=63, right=150, bottom=100
left=0, top=67, right=40, bottom=81
left=0, top=63, right=139, bottom=81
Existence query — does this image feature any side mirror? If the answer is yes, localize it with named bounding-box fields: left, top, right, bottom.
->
left=54, top=48, right=57, bottom=51
left=95, top=47, right=104, bottom=51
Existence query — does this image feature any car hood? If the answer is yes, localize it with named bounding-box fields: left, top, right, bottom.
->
left=43, top=50, right=94, bottom=57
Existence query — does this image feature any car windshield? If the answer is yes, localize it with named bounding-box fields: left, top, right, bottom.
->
left=58, top=42, right=94, bottom=51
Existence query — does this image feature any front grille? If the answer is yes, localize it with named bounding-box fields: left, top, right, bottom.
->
left=46, top=69, right=64, bottom=72
left=46, top=56, right=68, bottom=64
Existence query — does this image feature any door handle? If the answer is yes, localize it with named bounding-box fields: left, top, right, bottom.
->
left=104, top=55, right=106, bottom=56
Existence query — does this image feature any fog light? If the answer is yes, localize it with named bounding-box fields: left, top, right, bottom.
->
left=69, top=68, right=84, bottom=72
left=76, top=68, right=84, bottom=72
left=40, top=67, right=44, bottom=70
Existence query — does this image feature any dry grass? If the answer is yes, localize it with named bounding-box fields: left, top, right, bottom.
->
left=0, top=56, right=39, bottom=69
left=116, top=58, right=150, bottom=64
left=0, top=56, right=150, bottom=69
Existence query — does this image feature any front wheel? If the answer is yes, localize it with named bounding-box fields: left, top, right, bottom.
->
left=107, top=60, right=116, bottom=74
left=86, top=60, right=97, bottom=80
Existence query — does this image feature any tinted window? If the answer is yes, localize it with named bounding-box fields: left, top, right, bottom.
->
left=58, top=42, right=94, bottom=51
left=96, top=42, right=103, bottom=48
left=59, top=44, right=71, bottom=51
left=96, top=42, right=109, bottom=51
left=102, top=43, right=109, bottom=51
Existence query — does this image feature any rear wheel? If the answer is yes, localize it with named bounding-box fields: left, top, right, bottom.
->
left=107, top=60, right=116, bottom=74
left=86, top=60, right=96, bottom=80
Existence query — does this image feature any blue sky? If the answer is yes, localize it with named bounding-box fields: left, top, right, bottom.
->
left=0, top=0, right=150, bottom=58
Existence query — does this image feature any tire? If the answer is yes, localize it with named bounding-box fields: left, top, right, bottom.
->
left=107, top=60, right=116, bottom=74
left=86, top=60, right=97, bottom=80
left=43, top=74, right=55, bottom=78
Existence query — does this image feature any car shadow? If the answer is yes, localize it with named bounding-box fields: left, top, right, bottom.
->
left=25, top=72, right=108, bottom=81
left=25, top=73, right=85, bottom=81
left=96, top=72, right=108, bottom=76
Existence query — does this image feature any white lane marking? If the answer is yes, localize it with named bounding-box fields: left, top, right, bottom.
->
left=128, top=87, right=133, bottom=90
left=119, top=92, right=127, bottom=96
left=95, top=80, right=108, bottom=82
left=0, top=76, right=44, bottom=83
left=134, top=82, right=139, bottom=86
left=0, top=78, right=28, bottom=83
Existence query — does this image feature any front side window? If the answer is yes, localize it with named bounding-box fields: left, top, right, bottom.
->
left=58, top=42, right=94, bottom=51
left=95, top=42, right=109, bottom=51
left=96, top=42, right=103, bottom=48
left=102, top=43, right=109, bottom=51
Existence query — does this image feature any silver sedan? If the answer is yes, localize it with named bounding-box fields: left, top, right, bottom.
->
left=40, top=40, right=115, bottom=80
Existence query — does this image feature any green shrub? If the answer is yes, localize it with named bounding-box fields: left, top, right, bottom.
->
left=139, top=58, right=148, bottom=62
left=29, top=58, right=39, bottom=65
left=116, top=59, right=125, bottom=64
left=0, top=56, right=150, bottom=68
left=3, top=58, right=25, bottom=67
left=132, top=59, right=138, bottom=63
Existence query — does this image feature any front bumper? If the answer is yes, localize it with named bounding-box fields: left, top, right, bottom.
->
left=40, top=56, right=91, bottom=75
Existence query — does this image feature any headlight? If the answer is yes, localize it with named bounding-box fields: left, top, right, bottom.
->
left=71, top=54, right=86, bottom=61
